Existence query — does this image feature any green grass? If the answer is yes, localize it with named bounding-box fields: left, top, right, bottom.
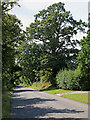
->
left=40, top=87, right=77, bottom=94
left=21, top=82, right=78, bottom=95
left=61, top=93, right=89, bottom=104
left=21, top=81, right=78, bottom=94
left=21, top=81, right=80, bottom=94
left=2, top=87, right=14, bottom=118
left=20, top=82, right=89, bottom=104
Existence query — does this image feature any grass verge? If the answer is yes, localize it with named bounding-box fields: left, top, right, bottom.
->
left=21, top=82, right=78, bottom=95
left=61, top=93, right=89, bottom=104
left=20, top=82, right=89, bottom=104
left=40, top=88, right=78, bottom=94
left=41, top=88, right=89, bottom=104
left=2, top=87, right=14, bottom=118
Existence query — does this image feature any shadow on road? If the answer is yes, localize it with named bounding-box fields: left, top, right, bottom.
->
left=11, top=96, right=84, bottom=118
left=14, top=89, right=37, bottom=93
left=14, top=85, right=38, bottom=93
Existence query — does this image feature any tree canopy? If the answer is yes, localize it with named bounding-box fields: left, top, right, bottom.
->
left=26, top=2, right=86, bottom=85
left=77, top=23, right=90, bottom=90
left=2, top=1, right=25, bottom=89
left=2, top=1, right=88, bottom=89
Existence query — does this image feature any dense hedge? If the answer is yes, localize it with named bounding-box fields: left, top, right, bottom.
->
left=56, top=68, right=82, bottom=90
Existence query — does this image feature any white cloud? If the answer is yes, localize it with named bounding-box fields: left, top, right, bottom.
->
left=10, top=0, right=88, bottom=31
left=17, top=14, right=34, bottom=30
left=19, top=0, right=66, bottom=12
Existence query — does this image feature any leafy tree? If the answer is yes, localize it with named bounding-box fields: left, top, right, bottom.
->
left=26, top=2, right=86, bottom=86
left=2, top=1, right=25, bottom=89
left=18, top=42, right=43, bottom=84
left=77, top=24, right=90, bottom=90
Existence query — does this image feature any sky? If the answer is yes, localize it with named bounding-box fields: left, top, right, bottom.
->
left=9, top=0, right=89, bottom=43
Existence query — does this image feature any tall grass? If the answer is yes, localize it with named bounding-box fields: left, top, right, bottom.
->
left=2, top=86, right=14, bottom=118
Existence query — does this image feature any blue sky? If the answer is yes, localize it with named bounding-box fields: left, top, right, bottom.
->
left=9, top=0, right=89, bottom=44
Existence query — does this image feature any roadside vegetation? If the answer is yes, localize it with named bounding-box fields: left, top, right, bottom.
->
left=21, top=81, right=77, bottom=94
left=21, top=81, right=89, bottom=104
left=2, top=86, right=14, bottom=118
left=2, top=1, right=24, bottom=119
left=40, top=88, right=76, bottom=94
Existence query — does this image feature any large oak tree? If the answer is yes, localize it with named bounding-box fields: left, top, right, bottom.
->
left=26, top=2, right=86, bottom=85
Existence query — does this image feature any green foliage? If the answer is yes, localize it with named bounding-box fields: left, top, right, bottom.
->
left=18, top=42, right=43, bottom=84
left=21, top=80, right=50, bottom=90
left=56, top=68, right=81, bottom=90
left=78, top=36, right=90, bottom=76
left=26, top=2, right=86, bottom=86
left=40, top=87, right=76, bottom=95
left=2, top=1, right=25, bottom=89
left=40, top=68, right=52, bottom=82
left=24, top=81, right=77, bottom=94
left=2, top=86, right=14, bottom=118
left=77, top=27, right=90, bottom=90
left=2, top=1, right=88, bottom=91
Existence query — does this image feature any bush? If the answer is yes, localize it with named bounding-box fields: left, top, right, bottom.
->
left=56, top=68, right=81, bottom=90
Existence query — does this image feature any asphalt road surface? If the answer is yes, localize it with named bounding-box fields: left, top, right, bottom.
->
left=10, top=85, right=88, bottom=119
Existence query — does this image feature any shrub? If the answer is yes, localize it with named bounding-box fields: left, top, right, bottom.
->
left=56, top=68, right=81, bottom=90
